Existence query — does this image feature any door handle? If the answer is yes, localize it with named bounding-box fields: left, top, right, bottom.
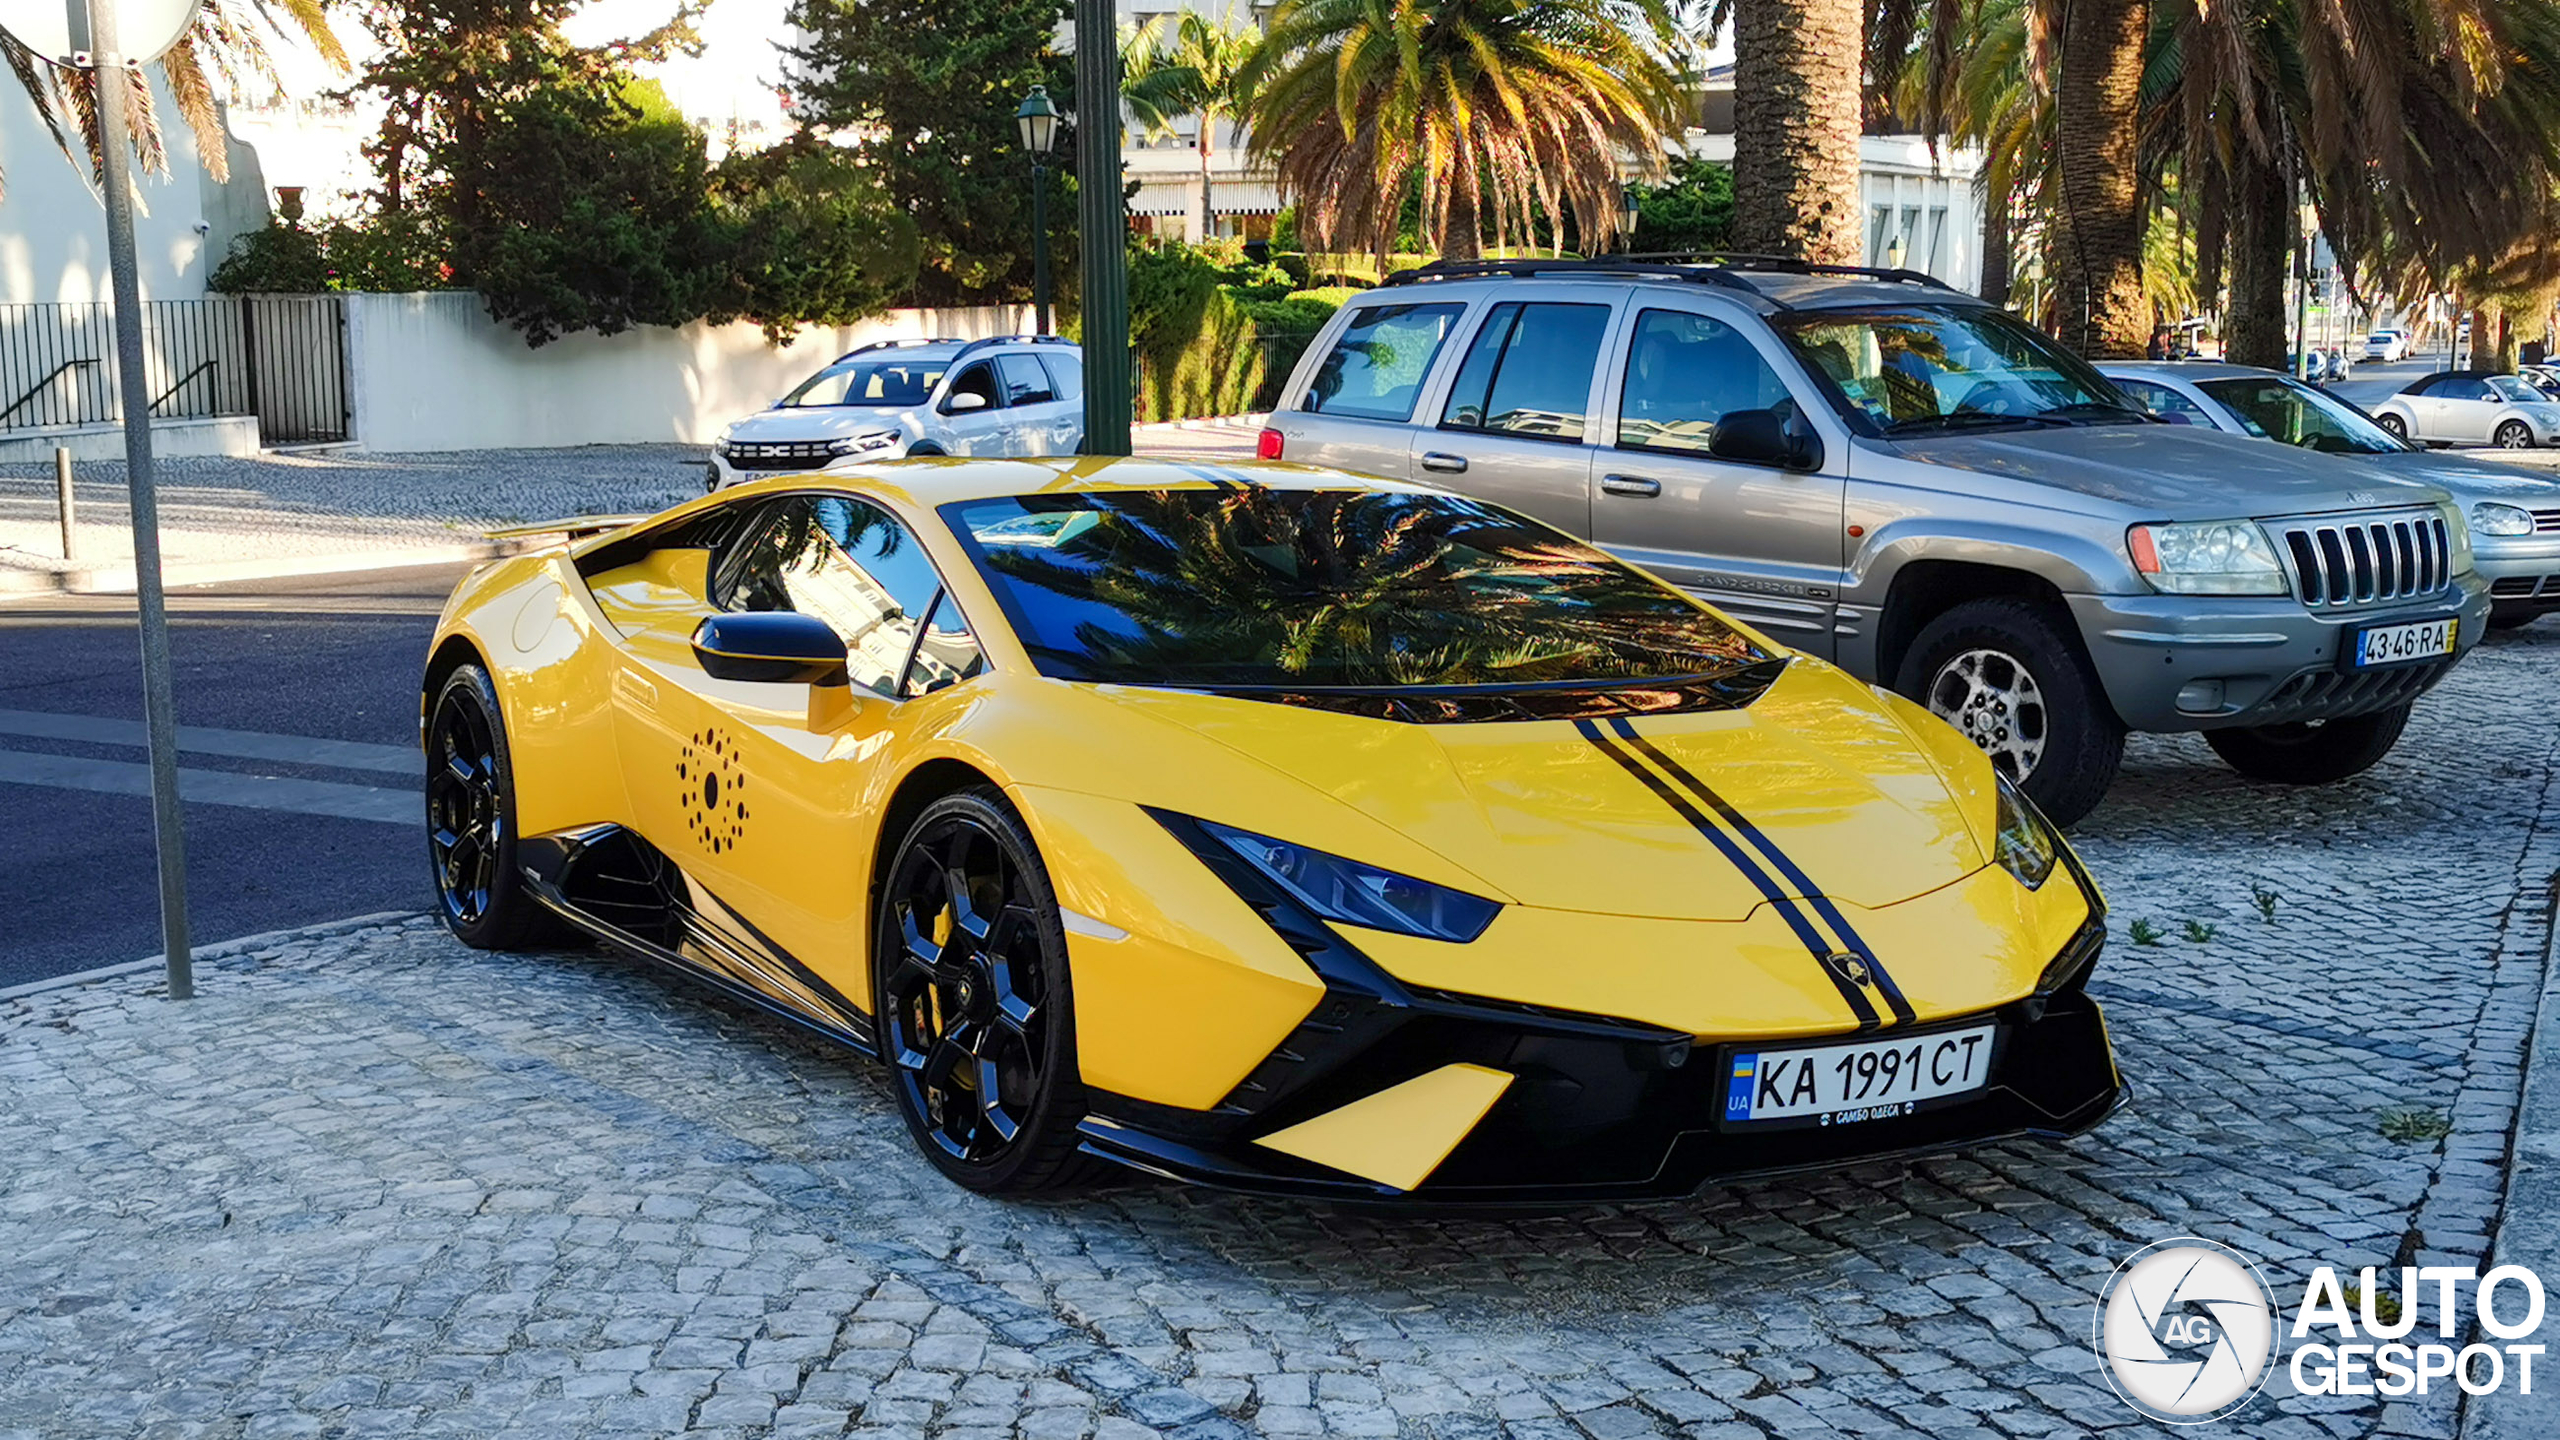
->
left=1419, top=452, right=1470, bottom=474
left=1600, top=474, right=1662, bottom=498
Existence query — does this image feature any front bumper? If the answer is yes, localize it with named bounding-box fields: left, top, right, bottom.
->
left=1079, top=985, right=2122, bottom=1205
left=2477, top=537, right=2560, bottom=615
left=705, top=447, right=900, bottom=490
left=2071, top=574, right=2491, bottom=731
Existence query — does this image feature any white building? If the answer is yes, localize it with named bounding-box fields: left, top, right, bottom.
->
left=0, top=70, right=253, bottom=304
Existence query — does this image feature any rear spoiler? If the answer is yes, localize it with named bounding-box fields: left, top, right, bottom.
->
left=484, top=513, right=650, bottom=541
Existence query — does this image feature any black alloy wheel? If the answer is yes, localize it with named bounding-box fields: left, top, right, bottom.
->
left=425, top=664, right=550, bottom=949
left=875, top=787, right=1093, bottom=1192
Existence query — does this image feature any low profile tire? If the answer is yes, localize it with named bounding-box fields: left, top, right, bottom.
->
left=874, top=786, right=1096, bottom=1194
left=2498, top=420, right=2536, bottom=449
left=2377, top=414, right=2408, bottom=440
left=2204, top=703, right=2412, bottom=784
left=425, top=664, right=552, bottom=950
left=1895, top=597, right=2125, bottom=827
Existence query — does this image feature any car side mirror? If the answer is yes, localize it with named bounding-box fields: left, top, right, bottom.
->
left=691, top=612, right=850, bottom=687
left=1710, top=408, right=1823, bottom=471
left=945, top=392, right=989, bottom=414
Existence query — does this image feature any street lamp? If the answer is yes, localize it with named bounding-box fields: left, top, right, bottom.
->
left=1885, top=235, right=1906, bottom=270
left=1619, top=183, right=1641, bottom=253
left=1016, top=85, right=1061, bottom=335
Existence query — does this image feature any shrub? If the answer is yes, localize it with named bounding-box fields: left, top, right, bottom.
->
left=711, top=139, right=921, bottom=342
left=1629, top=156, right=1735, bottom=255
left=210, top=212, right=449, bottom=294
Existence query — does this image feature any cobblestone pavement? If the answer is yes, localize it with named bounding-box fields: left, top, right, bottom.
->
left=5, top=627, right=2559, bottom=1440
left=0, top=447, right=708, bottom=580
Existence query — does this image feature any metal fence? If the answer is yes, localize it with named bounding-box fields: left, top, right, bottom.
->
left=0, top=296, right=348, bottom=444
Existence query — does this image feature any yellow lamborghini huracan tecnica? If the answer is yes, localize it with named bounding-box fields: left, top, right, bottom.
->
left=422, top=457, right=2121, bottom=1200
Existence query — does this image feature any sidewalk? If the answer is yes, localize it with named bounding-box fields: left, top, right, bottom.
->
left=0, top=446, right=709, bottom=594
left=8, top=625, right=2560, bottom=1437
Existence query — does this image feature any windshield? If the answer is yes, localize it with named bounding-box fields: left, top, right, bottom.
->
left=1773, top=306, right=2145, bottom=434
left=943, top=489, right=1772, bottom=690
left=2488, top=376, right=2544, bottom=403
left=778, top=356, right=949, bottom=408
left=2196, top=376, right=2409, bottom=455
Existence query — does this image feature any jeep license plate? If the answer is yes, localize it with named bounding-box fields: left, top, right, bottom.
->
left=2348, top=617, right=2457, bottom=670
left=1721, top=1024, right=1996, bottom=1127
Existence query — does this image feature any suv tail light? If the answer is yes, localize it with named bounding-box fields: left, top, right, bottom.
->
left=1256, top=428, right=1285, bottom=460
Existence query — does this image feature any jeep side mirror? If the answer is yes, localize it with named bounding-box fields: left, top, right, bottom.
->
left=691, top=612, right=850, bottom=687
left=945, top=392, right=989, bottom=414
left=1709, top=408, right=1822, bottom=471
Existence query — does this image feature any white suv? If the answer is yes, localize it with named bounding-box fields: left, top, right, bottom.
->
left=706, top=336, right=1084, bottom=490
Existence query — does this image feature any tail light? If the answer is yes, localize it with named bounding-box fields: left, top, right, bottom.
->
left=1256, top=428, right=1285, bottom=460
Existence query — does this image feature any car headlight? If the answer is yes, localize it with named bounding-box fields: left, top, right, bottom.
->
left=1993, top=775, right=2058, bottom=890
left=2441, top=501, right=2477, bottom=573
left=828, top=431, right=900, bottom=456
left=2126, top=520, right=2289, bottom=595
left=2471, top=501, right=2536, bottom=538
left=1199, top=819, right=1501, bottom=942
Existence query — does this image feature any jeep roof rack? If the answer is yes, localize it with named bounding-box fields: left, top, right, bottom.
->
left=1376, top=254, right=1949, bottom=305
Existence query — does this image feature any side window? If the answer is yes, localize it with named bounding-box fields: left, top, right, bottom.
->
left=903, top=590, right=986, bottom=698
left=1615, top=309, right=1799, bottom=456
left=945, top=363, right=1004, bottom=412
left=1438, top=302, right=1613, bottom=442
left=1041, top=352, right=1085, bottom=403
left=1301, top=302, right=1466, bottom=421
left=716, top=495, right=946, bottom=697
left=2477, top=382, right=2504, bottom=403
left=998, top=353, right=1057, bottom=406
left=2114, top=378, right=2208, bottom=424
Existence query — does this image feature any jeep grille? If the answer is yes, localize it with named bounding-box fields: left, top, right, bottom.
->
left=2269, top=509, right=2451, bottom=609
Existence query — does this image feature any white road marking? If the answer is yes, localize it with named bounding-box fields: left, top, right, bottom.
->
left=0, top=708, right=417, bottom=774
left=0, top=749, right=414, bottom=824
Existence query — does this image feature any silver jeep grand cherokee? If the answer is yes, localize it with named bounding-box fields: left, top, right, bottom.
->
left=1258, top=258, right=2489, bottom=824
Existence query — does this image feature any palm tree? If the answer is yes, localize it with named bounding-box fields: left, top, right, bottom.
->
left=1, top=0, right=346, bottom=200
left=1722, top=0, right=1864, bottom=262
left=2044, top=0, right=2150, bottom=356
left=1122, top=12, right=1262, bottom=244
left=1241, top=0, right=1686, bottom=259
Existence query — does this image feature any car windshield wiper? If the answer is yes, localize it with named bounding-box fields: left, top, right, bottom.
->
left=1885, top=410, right=2074, bottom=435
left=2037, top=401, right=2162, bottom=424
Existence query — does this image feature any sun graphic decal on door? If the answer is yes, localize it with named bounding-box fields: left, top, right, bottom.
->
left=678, top=729, right=750, bottom=855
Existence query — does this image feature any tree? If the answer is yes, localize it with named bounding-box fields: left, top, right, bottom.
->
left=1627, top=155, right=1735, bottom=253
left=2, top=0, right=346, bottom=199
left=786, top=0, right=1076, bottom=303
left=1724, top=0, right=1863, bottom=262
left=1242, top=0, right=1686, bottom=259
left=1123, top=12, right=1262, bottom=242
left=2046, top=0, right=2150, bottom=355
left=711, top=138, right=923, bottom=342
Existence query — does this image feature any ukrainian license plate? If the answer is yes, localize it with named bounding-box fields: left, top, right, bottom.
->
left=2348, top=617, right=2456, bottom=670
left=1722, top=1024, right=1997, bottom=1127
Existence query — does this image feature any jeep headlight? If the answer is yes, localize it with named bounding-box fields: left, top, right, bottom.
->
left=828, top=431, right=900, bottom=456
left=1994, top=775, right=2058, bottom=890
left=2471, top=501, right=2535, bottom=538
left=1199, top=819, right=1501, bottom=942
left=2127, top=520, right=2288, bottom=595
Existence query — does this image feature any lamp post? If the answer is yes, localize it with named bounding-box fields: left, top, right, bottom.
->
left=1885, top=236, right=1906, bottom=271
left=1016, top=86, right=1060, bottom=335
left=1619, top=184, right=1641, bottom=254
left=1075, top=5, right=1134, bottom=455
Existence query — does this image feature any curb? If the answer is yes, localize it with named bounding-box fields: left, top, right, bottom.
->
left=2463, top=874, right=2560, bottom=1440
left=0, top=910, right=427, bottom=1003
left=0, top=540, right=529, bottom=597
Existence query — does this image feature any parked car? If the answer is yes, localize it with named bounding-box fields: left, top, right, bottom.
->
left=2364, top=329, right=2411, bottom=362
left=2518, top=364, right=2560, bottom=400
left=2288, top=350, right=2349, bottom=384
left=2369, top=371, right=2560, bottom=449
left=422, top=458, right=2122, bottom=1199
left=1259, top=258, right=2489, bottom=824
left=705, top=336, right=1084, bottom=490
left=2102, top=361, right=2560, bottom=628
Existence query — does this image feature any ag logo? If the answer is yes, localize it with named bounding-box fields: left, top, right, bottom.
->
left=2093, top=1238, right=2279, bottom=1423
left=678, top=728, right=750, bottom=856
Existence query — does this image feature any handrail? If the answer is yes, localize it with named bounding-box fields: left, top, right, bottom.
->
left=0, top=358, right=102, bottom=427
left=152, top=359, right=219, bottom=414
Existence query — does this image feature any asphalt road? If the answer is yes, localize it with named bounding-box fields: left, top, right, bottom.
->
left=0, top=564, right=465, bottom=988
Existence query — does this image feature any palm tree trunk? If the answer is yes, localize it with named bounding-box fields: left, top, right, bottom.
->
left=1978, top=179, right=2011, bottom=305
left=1198, top=117, right=1216, bottom=242
left=2048, top=0, right=2150, bottom=356
left=1730, top=0, right=1863, bottom=263
left=1443, top=173, right=1483, bottom=261
left=2223, top=148, right=2289, bottom=370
